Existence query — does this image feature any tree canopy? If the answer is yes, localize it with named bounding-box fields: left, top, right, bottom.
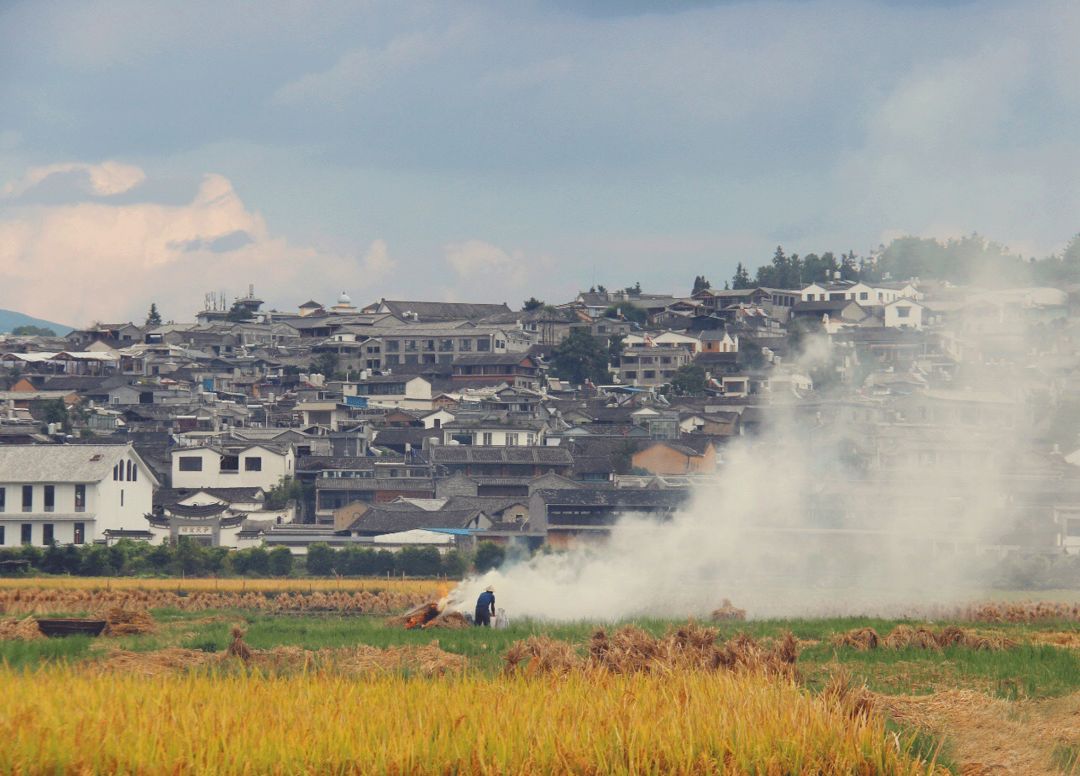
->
left=550, top=328, right=609, bottom=385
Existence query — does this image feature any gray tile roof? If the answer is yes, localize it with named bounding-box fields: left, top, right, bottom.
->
left=0, top=444, right=137, bottom=483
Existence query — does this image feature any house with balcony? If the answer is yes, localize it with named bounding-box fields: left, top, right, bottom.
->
left=0, top=444, right=158, bottom=547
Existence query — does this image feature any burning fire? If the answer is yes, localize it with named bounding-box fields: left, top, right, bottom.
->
left=401, top=583, right=457, bottom=630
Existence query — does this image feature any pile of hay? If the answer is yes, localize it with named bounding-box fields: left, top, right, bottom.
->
left=710, top=598, right=747, bottom=622
left=422, top=611, right=472, bottom=629
left=0, top=617, right=43, bottom=641
left=327, top=643, right=467, bottom=677
left=505, top=621, right=798, bottom=677
left=833, top=625, right=1018, bottom=652
left=103, top=608, right=157, bottom=637
left=831, top=627, right=880, bottom=651
left=95, top=648, right=216, bottom=677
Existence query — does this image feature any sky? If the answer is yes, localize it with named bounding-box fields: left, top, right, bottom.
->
left=1, top=0, right=1078, bottom=326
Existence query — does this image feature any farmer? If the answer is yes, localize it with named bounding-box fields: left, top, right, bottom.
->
left=474, top=586, right=496, bottom=627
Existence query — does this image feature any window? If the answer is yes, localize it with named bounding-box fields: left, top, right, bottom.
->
left=859, top=292, right=868, bottom=300
left=126, top=460, right=133, bottom=480
left=385, top=354, right=400, bottom=366
left=405, top=339, right=417, bottom=351
left=42, top=524, right=54, bottom=545
left=44, top=485, right=54, bottom=513
left=179, top=456, right=203, bottom=471
left=220, top=455, right=240, bottom=472
left=0, top=526, right=4, bottom=545
left=624, top=370, right=638, bottom=379
left=481, top=432, right=493, bottom=446
left=477, top=339, right=490, bottom=352
left=439, top=339, right=453, bottom=352
left=0, top=486, right=4, bottom=512
left=73, top=522, right=85, bottom=544
left=21, top=524, right=31, bottom=545
left=132, top=464, right=137, bottom=482
left=386, top=340, right=399, bottom=352
left=245, top=457, right=263, bottom=471
left=459, top=339, right=472, bottom=352
left=526, top=434, right=535, bottom=445
left=897, top=306, right=911, bottom=318
left=644, top=370, right=656, bottom=379
left=120, top=490, right=124, bottom=507
left=75, top=485, right=86, bottom=512
left=113, top=463, right=120, bottom=481
left=424, top=340, right=435, bottom=351
left=22, top=485, right=32, bottom=512
left=506, top=433, right=519, bottom=446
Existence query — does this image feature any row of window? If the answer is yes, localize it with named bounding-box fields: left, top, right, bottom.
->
left=385, top=338, right=496, bottom=353
left=622, top=370, right=675, bottom=380
left=177, top=456, right=262, bottom=472
left=0, top=485, right=86, bottom=513
left=112, top=460, right=138, bottom=482
left=0, top=522, right=85, bottom=546
left=471, top=433, right=537, bottom=446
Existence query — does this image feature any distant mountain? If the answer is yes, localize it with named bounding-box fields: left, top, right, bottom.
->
left=0, top=309, right=73, bottom=336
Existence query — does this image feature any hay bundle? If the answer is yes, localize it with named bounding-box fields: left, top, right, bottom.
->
left=103, top=608, right=157, bottom=637
left=504, top=636, right=583, bottom=676
left=882, top=625, right=940, bottom=650
left=714, top=632, right=797, bottom=677
left=332, top=643, right=467, bottom=677
left=0, top=616, right=43, bottom=641
left=710, top=598, right=747, bottom=622
left=831, top=627, right=880, bottom=651
left=422, top=611, right=472, bottom=630
left=95, top=648, right=215, bottom=677
left=225, top=626, right=253, bottom=662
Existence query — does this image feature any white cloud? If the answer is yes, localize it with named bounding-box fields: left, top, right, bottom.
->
left=0, top=165, right=389, bottom=326
left=2, top=160, right=146, bottom=198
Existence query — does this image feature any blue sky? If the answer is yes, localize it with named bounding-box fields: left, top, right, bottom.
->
left=1, top=0, right=1077, bottom=325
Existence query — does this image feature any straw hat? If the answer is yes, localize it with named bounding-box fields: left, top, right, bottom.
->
left=485, top=586, right=494, bottom=592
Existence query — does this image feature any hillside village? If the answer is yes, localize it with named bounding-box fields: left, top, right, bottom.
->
left=3, top=268, right=1080, bottom=570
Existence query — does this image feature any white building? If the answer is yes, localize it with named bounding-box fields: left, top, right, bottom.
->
left=0, top=444, right=158, bottom=547
left=884, top=298, right=924, bottom=329
left=171, top=443, right=295, bottom=491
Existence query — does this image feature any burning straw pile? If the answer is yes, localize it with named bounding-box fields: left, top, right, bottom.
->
left=391, top=601, right=472, bottom=630
left=504, top=621, right=798, bottom=677
left=831, top=625, right=1018, bottom=652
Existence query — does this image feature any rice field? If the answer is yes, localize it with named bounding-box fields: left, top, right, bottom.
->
left=0, top=576, right=439, bottom=593
left=0, top=666, right=940, bottom=775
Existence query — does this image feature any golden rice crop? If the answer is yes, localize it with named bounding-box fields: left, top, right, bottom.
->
left=0, top=584, right=438, bottom=616
left=0, top=666, right=941, bottom=775
left=0, top=576, right=438, bottom=593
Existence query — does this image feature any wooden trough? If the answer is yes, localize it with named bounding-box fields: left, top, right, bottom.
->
left=35, top=618, right=107, bottom=638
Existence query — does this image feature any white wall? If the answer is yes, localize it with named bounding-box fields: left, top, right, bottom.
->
left=172, top=445, right=294, bottom=490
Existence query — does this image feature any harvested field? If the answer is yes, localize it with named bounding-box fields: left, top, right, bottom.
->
left=961, top=601, right=1080, bottom=624
left=0, top=577, right=437, bottom=594
left=0, top=587, right=433, bottom=616
left=505, top=621, right=799, bottom=677
left=832, top=625, right=1019, bottom=652
left=0, top=666, right=941, bottom=775
left=0, top=616, right=43, bottom=641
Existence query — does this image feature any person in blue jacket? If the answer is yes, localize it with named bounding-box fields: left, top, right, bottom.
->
left=474, top=586, right=495, bottom=627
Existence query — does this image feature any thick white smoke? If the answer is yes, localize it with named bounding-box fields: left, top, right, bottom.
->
left=451, top=306, right=1036, bottom=621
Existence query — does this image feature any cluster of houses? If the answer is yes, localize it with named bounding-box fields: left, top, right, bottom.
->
left=3, top=276, right=1080, bottom=558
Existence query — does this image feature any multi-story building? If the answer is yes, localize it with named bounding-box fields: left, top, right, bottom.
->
left=616, top=344, right=693, bottom=388
left=0, top=444, right=159, bottom=547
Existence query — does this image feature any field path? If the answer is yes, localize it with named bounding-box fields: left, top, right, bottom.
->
left=878, top=689, right=1080, bottom=775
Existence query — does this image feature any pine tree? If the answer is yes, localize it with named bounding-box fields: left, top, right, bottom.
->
left=732, top=262, right=752, bottom=289
left=146, top=303, right=162, bottom=327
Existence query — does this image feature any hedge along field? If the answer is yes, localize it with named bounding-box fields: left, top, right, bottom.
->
left=0, top=668, right=941, bottom=775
